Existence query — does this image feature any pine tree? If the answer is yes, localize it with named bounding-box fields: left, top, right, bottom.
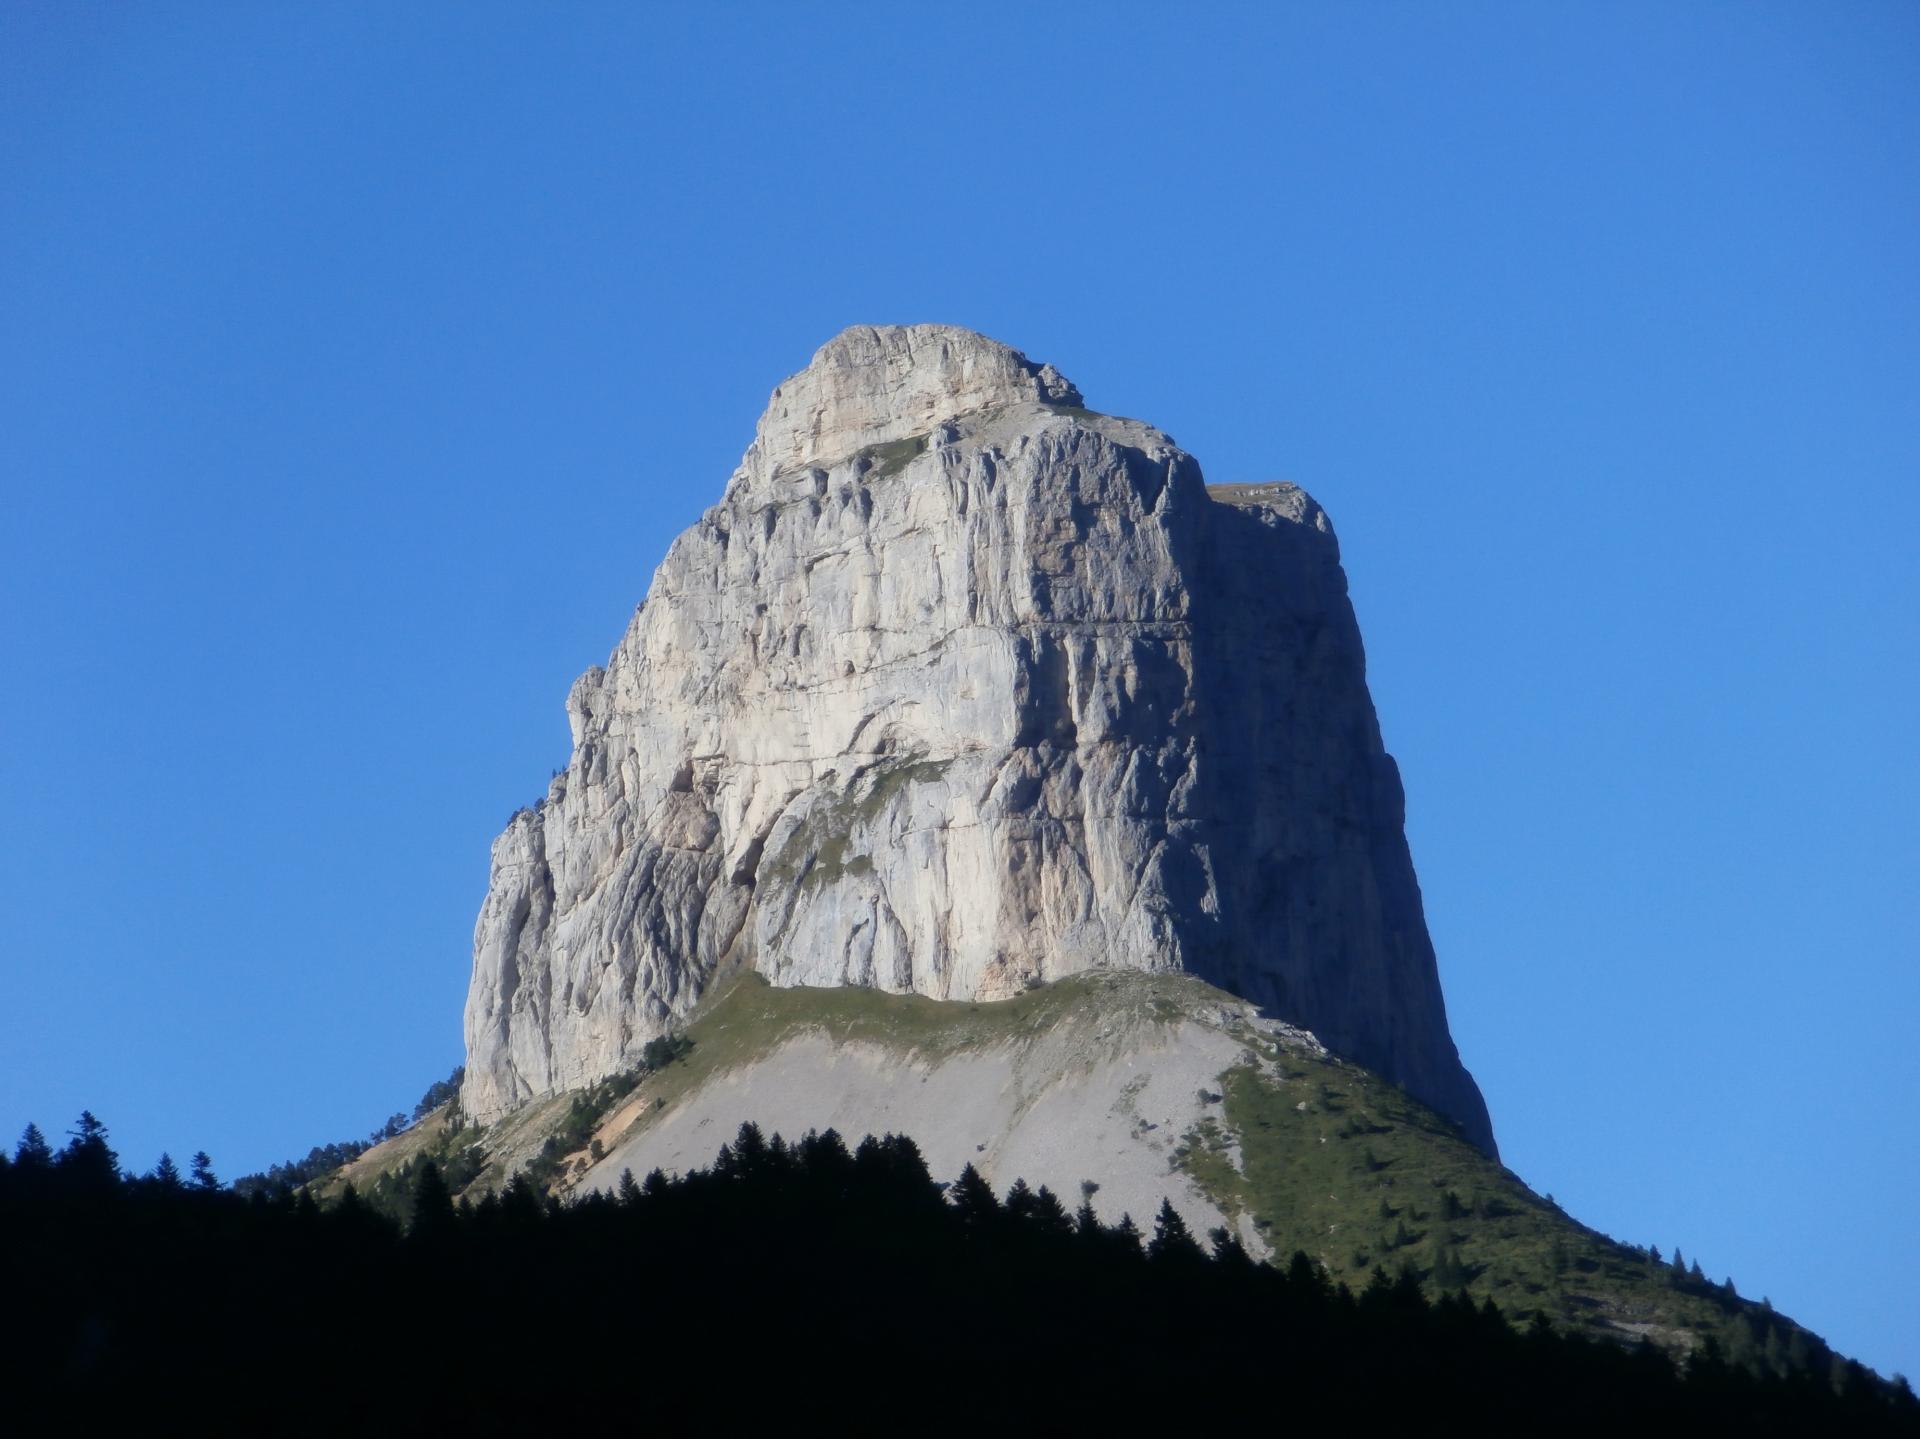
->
left=1003, top=1178, right=1037, bottom=1224
left=61, top=1110, right=119, bottom=1186
left=152, top=1153, right=183, bottom=1188
left=1286, top=1250, right=1328, bottom=1299
left=732, top=1121, right=768, bottom=1174
left=409, top=1160, right=456, bottom=1240
left=1030, top=1185, right=1072, bottom=1237
left=1361, top=1266, right=1396, bottom=1306
left=15, top=1123, right=53, bottom=1169
left=189, top=1151, right=219, bottom=1190
left=799, top=1128, right=852, bottom=1175
left=949, top=1164, right=999, bottom=1230
left=617, top=1168, right=642, bottom=1206
left=1209, top=1227, right=1254, bottom=1270
left=502, top=1172, right=545, bottom=1224
left=1148, top=1198, right=1203, bottom=1263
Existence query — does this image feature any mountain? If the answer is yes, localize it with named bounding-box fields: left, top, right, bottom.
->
left=461, top=323, right=1493, bottom=1156
left=302, top=327, right=1876, bottom=1377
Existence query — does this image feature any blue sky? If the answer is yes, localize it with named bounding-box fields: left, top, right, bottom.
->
left=3, top=1, right=1915, bottom=1379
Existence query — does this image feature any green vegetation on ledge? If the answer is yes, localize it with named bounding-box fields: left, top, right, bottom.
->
left=1173, top=1029, right=1834, bottom=1379
left=856, top=433, right=927, bottom=481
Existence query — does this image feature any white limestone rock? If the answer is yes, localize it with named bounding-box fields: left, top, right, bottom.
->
left=573, top=974, right=1319, bottom=1251
left=461, top=324, right=1495, bottom=1155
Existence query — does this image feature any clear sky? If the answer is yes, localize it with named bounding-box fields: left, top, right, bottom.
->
left=3, top=0, right=1915, bottom=1380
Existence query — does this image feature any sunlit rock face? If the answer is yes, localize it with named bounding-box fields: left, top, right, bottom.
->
left=460, top=324, right=1495, bottom=1155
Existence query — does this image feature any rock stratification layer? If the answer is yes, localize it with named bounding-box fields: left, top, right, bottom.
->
left=461, top=324, right=1495, bottom=1154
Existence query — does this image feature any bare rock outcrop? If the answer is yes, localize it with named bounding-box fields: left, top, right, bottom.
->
left=461, top=323, right=1495, bottom=1155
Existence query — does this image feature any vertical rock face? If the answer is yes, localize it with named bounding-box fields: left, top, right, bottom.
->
left=461, top=324, right=1495, bottom=1155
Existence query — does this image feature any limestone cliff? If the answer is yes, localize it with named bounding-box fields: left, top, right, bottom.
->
left=461, top=324, right=1495, bottom=1155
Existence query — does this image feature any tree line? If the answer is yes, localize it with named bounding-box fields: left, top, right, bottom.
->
left=229, top=1064, right=464, bottom=1197
left=3, top=1111, right=1914, bottom=1431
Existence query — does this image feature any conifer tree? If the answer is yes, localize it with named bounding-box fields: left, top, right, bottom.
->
left=617, top=1168, right=642, bottom=1206
left=1148, top=1198, right=1203, bottom=1263
left=152, top=1153, right=183, bottom=1188
left=501, top=1172, right=544, bottom=1224
left=60, top=1110, right=119, bottom=1186
left=1031, top=1185, right=1072, bottom=1237
left=886, top=1133, right=925, bottom=1174
left=1003, top=1177, right=1037, bottom=1224
left=1287, top=1250, right=1327, bottom=1298
left=1360, top=1266, right=1397, bottom=1308
left=949, top=1164, right=999, bottom=1230
left=732, top=1121, right=768, bottom=1173
left=189, top=1151, right=219, bottom=1191
left=1209, top=1227, right=1254, bottom=1270
left=799, top=1128, right=851, bottom=1175
left=409, top=1160, right=456, bottom=1240
left=15, top=1122, right=52, bottom=1169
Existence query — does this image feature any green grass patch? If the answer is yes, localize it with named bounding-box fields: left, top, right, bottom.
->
left=858, top=434, right=928, bottom=481
left=1176, top=1044, right=1823, bottom=1369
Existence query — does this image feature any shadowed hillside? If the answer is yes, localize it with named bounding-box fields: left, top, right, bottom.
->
left=330, top=970, right=1866, bottom=1378
left=5, top=1112, right=1914, bottom=1431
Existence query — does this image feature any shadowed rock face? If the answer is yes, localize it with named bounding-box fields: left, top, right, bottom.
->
left=461, top=324, right=1495, bottom=1155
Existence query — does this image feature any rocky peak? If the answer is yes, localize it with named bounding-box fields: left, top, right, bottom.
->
left=732, top=324, right=1083, bottom=490
left=462, top=325, right=1496, bottom=1159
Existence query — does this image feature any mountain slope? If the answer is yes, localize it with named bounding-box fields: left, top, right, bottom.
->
left=353, top=970, right=1824, bottom=1374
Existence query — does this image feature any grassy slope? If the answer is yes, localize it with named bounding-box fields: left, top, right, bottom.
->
left=324, top=970, right=1829, bottom=1373
left=1169, top=1020, right=1821, bottom=1369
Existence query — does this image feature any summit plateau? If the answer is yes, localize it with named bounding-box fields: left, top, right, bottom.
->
left=461, top=324, right=1494, bottom=1157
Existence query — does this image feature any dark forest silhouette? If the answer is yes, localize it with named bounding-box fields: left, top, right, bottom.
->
left=4, top=1113, right=1914, bottom=1432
